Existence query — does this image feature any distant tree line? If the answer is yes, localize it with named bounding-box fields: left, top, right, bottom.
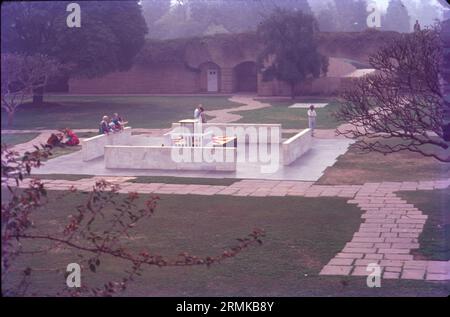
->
left=141, top=0, right=445, bottom=39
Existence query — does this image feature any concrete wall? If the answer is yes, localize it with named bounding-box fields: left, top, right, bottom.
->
left=81, top=127, right=132, bottom=161
left=104, top=145, right=237, bottom=171
left=282, top=129, right=312, bottom=166
left=170, top=123, right=282, bottom=144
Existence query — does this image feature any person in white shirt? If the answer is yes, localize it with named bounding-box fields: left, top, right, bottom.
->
left=307, top=105, right=317, bottom=136
left=194, top=104, right=202, bottom=120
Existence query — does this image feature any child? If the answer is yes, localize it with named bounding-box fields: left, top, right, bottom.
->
left=307, top=105, right=317, bottom=137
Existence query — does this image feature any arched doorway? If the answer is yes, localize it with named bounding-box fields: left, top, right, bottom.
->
left=199, top=62, right=221, bottom=93
left=233, top=61, right=257, bottom=92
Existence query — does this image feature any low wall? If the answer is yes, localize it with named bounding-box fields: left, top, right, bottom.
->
left=171, top=123, right=282, bottom=144
left=104, top=145, right=237, bottom=171
left=282, top=129, right=312, bottom=166
left=81, top=127, right=132, bottom=161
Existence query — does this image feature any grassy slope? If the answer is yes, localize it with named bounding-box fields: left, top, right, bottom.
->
left=3, top=191, right=448, bottom=296
left=318, top=145, right=450, bottom=185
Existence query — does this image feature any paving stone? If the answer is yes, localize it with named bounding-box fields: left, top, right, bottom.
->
left=384, top=254, right=414, bottom=260
left=426, top=273, right=450, bottom=281
left=320, top=265, right=352, bottom=276
left=401, top=269, right=425, bottom=280
left=335, top=253, right=364, bottom=259
left=328, top=258, right=355, bottom=266
left=364, top=254, right=384, bottom=260
left=427, top=261, right=449, bottom=274
left=377, top=248, right=411, bottom=254
left=383, top=272, right=400, bottom=279
left=380, top=260, right=404, bottom=267
left=385, top=266, right=402, bottom=273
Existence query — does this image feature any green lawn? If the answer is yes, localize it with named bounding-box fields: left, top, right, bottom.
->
left=318, top=141, right=450, bottom=185
left=1, top=133, right=39, bottom=146
left=3, top=191, right=448, bottom=296
left=1, top=95, right=242, bottom=130
left=398, top=190, right=450, bottom=261
left=235, top=99, right=344, bottom=129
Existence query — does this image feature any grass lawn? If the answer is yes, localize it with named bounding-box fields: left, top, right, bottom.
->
left=317, top=142, right=450, bottom=185
left=128, top=176, right=239, bottom=186
left=1, top=133, right=39, bottom=146
left=1, top=95, right=242, bottom=130
left=235, top=99, right=344, bottom=129
left=3, top=191, right=448, bottom=296
left=398, top=190, right=450, bottom=261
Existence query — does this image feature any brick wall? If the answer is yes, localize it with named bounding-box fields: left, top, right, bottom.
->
left=69, top=63, right=200, bottom=94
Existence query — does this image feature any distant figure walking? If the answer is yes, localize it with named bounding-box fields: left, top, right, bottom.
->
left=307, top=105, right=317, bottom=137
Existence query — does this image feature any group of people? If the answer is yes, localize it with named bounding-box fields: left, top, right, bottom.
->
left=99, top=113, right=127, bottom=135
left=47, top=128, right=80, bottom=147
left=193, top=104, right=207, bottom=123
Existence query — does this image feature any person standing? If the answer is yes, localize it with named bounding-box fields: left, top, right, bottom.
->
left=194, top=104, right=202, bottom=120
left=307, top=105, right=317, bottom=137
left=199, top=106, right=207, bottom=123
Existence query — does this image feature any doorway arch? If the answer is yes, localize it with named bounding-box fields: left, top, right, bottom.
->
left=233, top=61, right=257, bottom=92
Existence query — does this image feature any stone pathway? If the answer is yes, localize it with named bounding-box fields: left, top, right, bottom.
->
left=4, top=175, right=450, bottom=282
left=207, top=95, right=272, bottom=123
left=320, top=180, right=450, bottom=281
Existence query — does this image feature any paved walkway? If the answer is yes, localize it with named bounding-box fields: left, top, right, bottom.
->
left=208, top=95, right=272, bottom=123
left=4, top=176, right=450, bottom=282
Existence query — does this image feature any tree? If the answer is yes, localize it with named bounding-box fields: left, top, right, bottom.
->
left=1, top=145, right=264, bottom=296
left=335, top=28, right=450, bottom=162
left=440, top=18, right=450, bottom=141
left=1, top=1, right=148, bottom=103
left=257, top=9, right=328, bottom=99
left=1, top=54, right=60, bottom=127
left=382, top=0, right=411, bottom=33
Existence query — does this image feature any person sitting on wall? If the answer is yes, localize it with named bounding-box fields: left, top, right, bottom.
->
left=46, top=133, right=64, bottom=147
left=62, top=128, right=79, bottom=146
left=99, top=116, right=112, bottom=135
left=111, top=112, right=127, bottom=131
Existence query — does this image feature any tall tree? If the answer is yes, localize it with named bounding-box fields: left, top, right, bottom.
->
left=1, top=1, right=148, bottom=103
left=257, top=9, right=328, bottom=99
left=382, top=0, right=411, bottom=33
left=335, top=28, right=450, bottom=162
